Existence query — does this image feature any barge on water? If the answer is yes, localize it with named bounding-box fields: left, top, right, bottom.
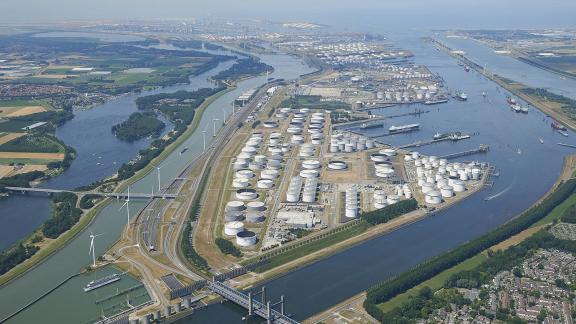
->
left=389, top=123, right=420, bottom=134
left=84, top=273, right=121, bottom=292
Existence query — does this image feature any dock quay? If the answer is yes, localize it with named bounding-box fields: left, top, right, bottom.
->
left=440, top=144, right=490, bottom=160
left=333, top=109, right=430, bottom=130
left=395, top=135, right=472, bottom=149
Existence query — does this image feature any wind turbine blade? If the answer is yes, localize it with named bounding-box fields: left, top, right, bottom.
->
left=119, top=201, right=127, bottom=210
left=89, top=239, right=94, bottom=256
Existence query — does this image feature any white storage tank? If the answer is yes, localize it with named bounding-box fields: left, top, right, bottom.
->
left=232, top=178, right=250, bottom=188
left=302, top=160, right=321, bottom=170
left=328, top=161, right=347, bottom=170
left=425, top=191, right=442, bottom=205
left=261, top=169, right=279, bottom=180
left=370, top=153, right=389, bottom=162
left=380, top=148, right=397, bottom=157
left=236, top=231, right=257, bottom=247
left=440, top=185, right=454, bottom=198
left=225, top=201, right=245, bottom=212
left=224, top=221, right=244, bottom=236
left=257, top=179, right=274, bottom=189
left=366, top=139, right=375, bottom=149
left=452, top=180, right=466, bottom=192
left=387, top=195, right=400, bottom=205
left=421, top=182, right=435, bottom=194
left=300, top=170, right=319, bottom=178
left=236, top=189, right=258, bottom=200
left=236, top=169, right=255, bottom=179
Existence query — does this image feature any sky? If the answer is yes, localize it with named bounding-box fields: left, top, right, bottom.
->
left=1, top=0, right=576, bottom=30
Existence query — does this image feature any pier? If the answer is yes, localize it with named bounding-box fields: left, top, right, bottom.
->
left=333, top=109, right=430, bottom=130
left=440, top=144, right=490, bottom=160
left=389, top=135, right=471, bottom=149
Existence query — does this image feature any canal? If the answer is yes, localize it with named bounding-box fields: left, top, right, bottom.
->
left=0, top=41, right=313, bottom=322
left=174, top=33, right=576, bottom=323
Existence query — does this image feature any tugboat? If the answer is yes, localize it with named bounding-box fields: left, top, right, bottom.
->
left=84, top=273, right=121, bottom=292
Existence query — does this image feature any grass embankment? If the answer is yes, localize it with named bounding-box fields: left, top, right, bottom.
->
left=365, top=177, right=576, bottom=321
left=0, top=87, right=232, bottom=287
left=245, top=199, right=418, bottom=273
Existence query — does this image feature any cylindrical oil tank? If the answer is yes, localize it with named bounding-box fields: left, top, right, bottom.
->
left=472, top=168, right=481, bottom=180
left=366, top=139, right=375, bottom=149
left=425, top=191, right=442, bottom=204
left=233, top=161, right=248, bottom=170
left=241, top=146, right=257, bottom=155
left=452, top=180, right=466, bottom=192
left=300, top=170, right=319, bottom=178
left=344, top=143, right=354, bottom=152
left=387, top=195, right=400, bottom=205
left=421, top=182, right=435, bottom=194
left=225, top=201, right=245, bottom=212
left=380, top=148, right=397, bottom=156
left=236, top=189, right=258, bottom=200
left=254, top=155, right=267, bottom=163
left=236, top=169, right=255, bottom=179
left=411, top=152, right=420, bottom=159
left=302, top=160, right=321, bottom=170
left=246, top=213, right=265, bottom=223
left=174, top=302, right=182, bottom=313
left=371, top=153, right=389, bottom=162
left=257, top=179, right=273, bottom=189
left=232, top=178, right=250, bottom=188
left=261, top=169, right=279, bottom=179
left=262, top=121, right=278, bottom=128
left=236, top=231, right=257, bottom=246
left=248, top=162, right=264, bottom=171
left=267, top=159, right=282, bottom=169
left=330, top=143, right=339, bottom=153
left=459, top=172, right=469, bottom=181
left=328, top=161, right=347, bottom=170
left=247, top=201, right=266, bottom=211
left=224, top=221, right=244, bottom=236
left=440, top=185, right=454, bottom=198
left=286, top=190, right=299, bottom=203
left=225, top=211, right=244, bottom=222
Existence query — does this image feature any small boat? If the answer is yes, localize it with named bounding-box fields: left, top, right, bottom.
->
left=453, top=91, right=467, bottom=101
left=482, top=92, right=486, bottom=97
left=539, top=138, right=544, bottom=144
left=180, top=147, right=188, bottom=155
left=517, top=148, right=522, bottom=155
left=559, top=131, right=569, bottom=137
left=552, top=121, right=567, bottom=131
left=464, top=66, right=470, bottom=72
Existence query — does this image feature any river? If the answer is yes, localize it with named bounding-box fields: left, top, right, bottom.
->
left=2, top=28, right=575, bottom=323
left=172, top=32, right=576, bottom=323
left=0, top=39, right=313, bottom=322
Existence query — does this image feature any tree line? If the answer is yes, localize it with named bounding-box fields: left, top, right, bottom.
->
left=363, top=178, right=576, bottom=322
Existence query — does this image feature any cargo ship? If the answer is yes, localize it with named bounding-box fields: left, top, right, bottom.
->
left=424, top=98, right=449, bottom=105
left=389, top=124, right=420, bottom=134
left=433, top=132, right=470, bottom=141
left=361, top=123, right=383, bottom=130
left=453, top=91, right=467, bottom=101
left=83, top=273, right=121, bottom=292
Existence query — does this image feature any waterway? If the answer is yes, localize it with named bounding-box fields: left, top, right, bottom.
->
left=0, top=41, right=313, bottom=323
left=172, top=33, right=576, bottom=323
left=4, top=29, right=576, bottom=324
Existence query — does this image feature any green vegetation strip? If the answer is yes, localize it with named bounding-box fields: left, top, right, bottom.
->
left=363, top=178, right=576, bottom=321
left=247, top=199, right=418, bottom=273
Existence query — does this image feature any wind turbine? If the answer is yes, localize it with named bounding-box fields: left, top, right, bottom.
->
left=119, top=186, right=131, bottom=226
left=156, top=165, right=164, bottom=193
left=89, top=229, right=104, bottom=267
left=202, top=130, right=207, bottom=151
left=212, top=118, right=220, bottom=137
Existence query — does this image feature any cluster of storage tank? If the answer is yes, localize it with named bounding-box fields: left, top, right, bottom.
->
left=223, top=201, right=262, bottom=247
left=370, top=148, right=397, bottom=178
left=373, top=185, right=408, bottom=210
left=329, top=132, right=375, bottom=153
left=406, top=151, right=482, bottom=205
left=345, top=187, right=359, bottom=218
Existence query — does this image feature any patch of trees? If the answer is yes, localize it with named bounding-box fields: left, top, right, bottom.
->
left=0, top=134, right=63, bottom=153
left=112, top=112, right=165, bottom=142
left=561, top=204, right=576, bottom=223
left=363, top=178, right=576, bottom=322
left=362, top=199, right=418, bottom=226
left=215, top=238, right=242, bottom=257
left=116, top=88, right=223, bottom=180
left=212, top=58, right=273, bottom=82
left=0, top=243, right=39, bottom=275
left=0, top=171, right=45, bottom=190
left=79, top=194, right=102, bottom=209
left=181, top=222, right=209, bottom=270
left=42, top=192, right=83, bottom=239
left=10, top=110, right=74, bottom=128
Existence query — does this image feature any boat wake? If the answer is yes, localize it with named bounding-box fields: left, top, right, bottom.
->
left=484, top=177, right=516, bottom=201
